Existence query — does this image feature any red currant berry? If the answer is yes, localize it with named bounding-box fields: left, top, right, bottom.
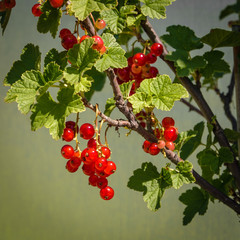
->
left=82, top=163, right=95, bottom=176
left=131, top=64, right=142, bottom=74
left=150, top=43, right=163, bottom=56
left=61, top=34, right=77, bottom=50
left=80, top=123, right=95, bottom=140
left=142, top=140, right=151, bottom=153
left=117, top=67, right=130, bottom=82
left=49, top=0, right=63, bottom=8
left=95, top=157, right=108, bottom=171
left=100, top=186, right=114, bottom=200
left=87, top=138, right=97, bottom=149
left=96, top=177, right=108, bottom=189
left=133, top=53, right=146, bottom=66
left=154, top=128, right=162, bottom=139
left=146, top=52, right=157, bottom=64
left=164, top=127, right=178, bottom=142
left=65, top=121, right=79, bottom=133
left=80, top=148, right=88, bottom=164
left=85, top=148, right=99, bottom=164
left=4, top=0, right=15, bottom=8
left=61, top=145, right=74, bottom=159
left=59, top=28, right=72, bottom=39
left=62, top=128, right=75, bottom=142
left=32, top=3, right=42, bottom=17
left=89, top=174, right=99, bottom=186
left=149, top=66, right=159, bottom=78
left=95, top=19, right=106, bottom=29
left=149, top=143, right=160, bottom=155
left=104, top=161, right=116, bottom=175
left=101, top=146, right=111, bottom=159
left=127, top=56, right=133, bottom=66
left=66, top=160, right=79, bottom=173
left=162, top=117, right=175, bottom=128
left=157, top=140, right=166, bottom=149
left=79, top=35, right=90, bottom=43
left=99, top=45, right=106, bottom=55
left=69, top=156, right=82, bottom=168
left=95, top=169, right=110, bottom=178
left=92, top=36, right=104, bottom=51
left=165, top=141, right=175, bottom=151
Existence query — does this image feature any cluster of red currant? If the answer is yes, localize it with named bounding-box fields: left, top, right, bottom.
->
left=60, top=121, right=115, bottom=200
left=0, top=0, right=16, bottom=11
left=114, top=42, right=163, bottom=94
left=142, top=117, right=178, bottom=155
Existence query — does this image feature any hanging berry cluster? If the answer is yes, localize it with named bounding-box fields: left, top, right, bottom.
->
left=60, top=117, right=115, bottom=201
left=114, top=43, right=163, bottom=94
left=142, top=117, right=178, bottom=155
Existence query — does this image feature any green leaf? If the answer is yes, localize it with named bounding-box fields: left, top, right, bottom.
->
left=44, top=48, right=68, bottom=70
left=31, top=88, right=85, bottom=140
left=170, top=161, right=195, bottom=189
left=70, top=0, right=117, bottom=21
left=219, top=2, right=240, bottom=20
left=37, top=1, right=62, bottom=38
left=197, top=148, right=220, bottom=175
left=165, top=50, right=206, bottom=77
left=180, top=122, right=205, bottom=160
left=1, top=8, right=11, bottom=35
left=5, top=62, right=63, bottom=114
left=174, top=131, right=197, bottom=152
left=219, top=147, right=234, bottom=164
left=201, top=28, right=240, bottom=49
left=206, top=122, right=213, bottom=148
left=224, top=128, right=240, bottom=143
left=128, top=75, right=189, bottom=113
left=140, top=0, right=176, bottom=19
left=127, top=162, right=160, bottom=192
left=201, top=50, right=230, bottom=79
left=4, top=44, right=41, bottom=86
left=104, top=98, right=116, bottom=117
left=179, top=187, right=209, bottom=225
left=95, top=33, right=127, bottom=71
left=161, top=25, right=203, bottom=51
left=127, top=14, right=145, bottom=27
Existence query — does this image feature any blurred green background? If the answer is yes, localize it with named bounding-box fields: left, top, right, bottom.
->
left=0, top=0, right=240, bottom=239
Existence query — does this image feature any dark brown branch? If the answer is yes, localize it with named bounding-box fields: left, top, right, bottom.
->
left=180, top=99, right=204, bottom=116
left=81, top=16, right=240, bottom=215
left=141, top=18, right=240, bottom=192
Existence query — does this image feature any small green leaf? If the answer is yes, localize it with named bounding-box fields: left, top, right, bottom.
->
left=224, top=128, right=240, bottom=142
left=179, top=187, right=209, bottom=225
left=219, top=2, right=240, bottom=20
left=180, top=122, right=205, bottom=160
left=140, top=0, right=176, bottom=19
left=128, top=75, right=189, bottom=113
left=201, top=28, right=240, bottom=49
left=174, top=131, right=197, bottom=152
left=4, top=44, right=41, bottom=86
left=1, top=8, right=11, bottom=35
left=70, top=0, right=117, bottom=21
left=44, top=48, right=68, bottom=70
left=31, top=88, right=85, bottom=140
left=170, top=161, right=195, bottom=189
left=219, top=147, right=234, bottom=164
left=104, top=98, right=116, bottom=117
left=95, top=33, right=127, bottom=71
left=37, top=1, right=62, bottom=38
left=161, top=25, right=203, bottom=51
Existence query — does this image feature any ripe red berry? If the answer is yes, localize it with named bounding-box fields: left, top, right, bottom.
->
left=89, top=174, right=99, bottom=186
left=61, top=34, right=77, bottom=50
left=85, top=148, right=99, bottom=164
left=164, top=127, right=178, bottom=142
left=79, top=35, right=90, bottom=43
left=59, top=28, right=72, bottom=39
left=62, top=128, right=75, bottom=142
left=149, top=143, right=160, bottom=155
left=95, top=169, right=110, bottom=178
left=82, top=163, right=95, bottom=176
left=117, top=67, right=130, bottom=82
left=131, top=64, right=142, bottom=74
left=101, top=146, right=111, bottom=159
left=49, top=0, right=63, bottom=8
left=162, top=117, right=175, bottom=128
left=95, top=19, right=106, bottom=29
left=127, top=56, right=133, bottom=66
left=95, top=157, right=108, bottom=171
left=157, top=140, right=166, bottom=149
left=87, top=138, right=97, bottom=149
left=142, top=140, right=151, bottom=153
left=32, top=3, right=42, bottom=17
left=100, top=186, right=114, bottom=200
left=99, top=45, right=106, bottom=54
left=165, top=141, right=175, bottom=151
left=92, top=36, right=104, bottom=51
left=146, top=52, right=157, bottom=64
left=66, top=160, right=79, bottom=173
left=150, top=43, right=163, bottom=56
left=65, top=121, right=79, bottom=134
left=96, top=177, right=108, bottom=189
left=80, top=123, right=95, bottom=140
left=133, top=53, right=146, bottom=66
left=4, top=0, right=15, bottom=8
left=61, top=145, right=74, bottom=159
left=104, top=161, right=116, bottom=175
left=69, top=156, right=82, bottom=167
left=149, top=66, right=159, bottom=78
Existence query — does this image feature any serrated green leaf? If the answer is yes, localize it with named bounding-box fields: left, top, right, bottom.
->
left=179, top=187, right=209, bottom=225
left=120, top=80, right=134, bottom=98
left=200, top=50, right=230, bottom=79
left=127, top=14, right=145, bottom=27
left=161, top=25, right=203, bottom=51
left=140, top=0, right=175, bottom=19
left=104, top=98, right=116, bottom=116
left=4, top=44, right=41, bottom=86
left=170, top=161, right=195, bottom=189
left=165, top=50, right=206, bottom=77
left=44, top=48, right=67, bottom=70
left=37, top=1, right=62, bottom=38
left=174, top=131, right=197, bottom=152
left=224, top=128, right=240, bottom=142
left=70, top=0, right=117, bottom=21
left=95, top=33, right=127, bottom=71
left=127, top=162, right=160, bottom=192
left=180, top=122, right=205, bottom=160
left=219, top=147, right=234, bottom=164
left=201, top=28, right=240, bottom=49
left=31, top=88, right=85, bottom=140
left=5, top=62, right=63, bottom=114
left=219, top=2, right=240, bottom=20
left=128, top=75, right=189, bottom=113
